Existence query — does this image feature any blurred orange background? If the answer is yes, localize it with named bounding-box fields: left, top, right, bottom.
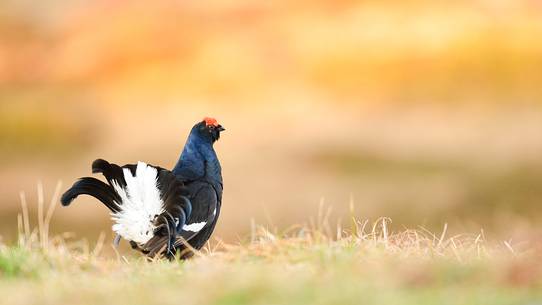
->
left=1, top=0, right=541, bottom=246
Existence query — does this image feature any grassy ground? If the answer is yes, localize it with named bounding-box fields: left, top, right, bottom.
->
left=1, top=228, right=541, bottom=305
left=1, top=193, right=541, bottom=305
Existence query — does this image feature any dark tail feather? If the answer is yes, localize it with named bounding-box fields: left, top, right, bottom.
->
left=92, top=158, right=128, bottom=186
left=61, top=177, right=121, bottom=212
left=142, top=235, right=168, bottom=258
left=91, top=158, right=111, bottom=174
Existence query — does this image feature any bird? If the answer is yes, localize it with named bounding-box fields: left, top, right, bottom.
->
left=60, top=117, right=225, bottom=259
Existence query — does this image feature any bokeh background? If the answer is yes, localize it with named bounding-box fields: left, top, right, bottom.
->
left=1, top=0, right=541, bottom=247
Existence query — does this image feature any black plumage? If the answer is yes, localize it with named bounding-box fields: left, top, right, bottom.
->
left=61, top=118, right=225, bottom=259
left=61, top=177, right=121, bottom=212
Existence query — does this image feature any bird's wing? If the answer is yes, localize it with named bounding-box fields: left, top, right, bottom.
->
left=140, top=170, right=195, bottom=257
left=142, top=181, right=220, bottom=259
left=173, top=181, right=219, bottom=248
left=179, top=183, right=218, bottom=241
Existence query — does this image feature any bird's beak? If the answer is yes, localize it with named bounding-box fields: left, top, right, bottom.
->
left=217, top=125, right=225, bottom=132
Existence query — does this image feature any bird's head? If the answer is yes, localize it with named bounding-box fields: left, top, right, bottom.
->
left=191, top=117, right=225, bottom=143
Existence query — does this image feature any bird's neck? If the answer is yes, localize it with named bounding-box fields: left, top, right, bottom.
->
left=172, top=136, right=222, bottom=183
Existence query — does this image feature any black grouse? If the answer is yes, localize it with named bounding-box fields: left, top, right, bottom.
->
left=61, top=117, right=225, bottom=259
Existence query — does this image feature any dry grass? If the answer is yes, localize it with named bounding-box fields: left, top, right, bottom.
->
left=0, top=185, right=540, bottom=305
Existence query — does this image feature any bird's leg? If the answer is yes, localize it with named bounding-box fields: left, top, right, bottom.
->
left=163, top=215, right=172, bottom=255
left=113, top=234, right=121, bottom=247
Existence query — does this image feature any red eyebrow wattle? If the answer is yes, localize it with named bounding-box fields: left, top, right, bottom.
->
left=204, top=117, right=219, bottom=126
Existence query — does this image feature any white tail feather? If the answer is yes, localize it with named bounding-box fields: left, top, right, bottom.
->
left=111, top=162, right=163, bottom=244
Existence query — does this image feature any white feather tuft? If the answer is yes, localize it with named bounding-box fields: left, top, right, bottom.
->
left=111, top=162, right=163, bottom=244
